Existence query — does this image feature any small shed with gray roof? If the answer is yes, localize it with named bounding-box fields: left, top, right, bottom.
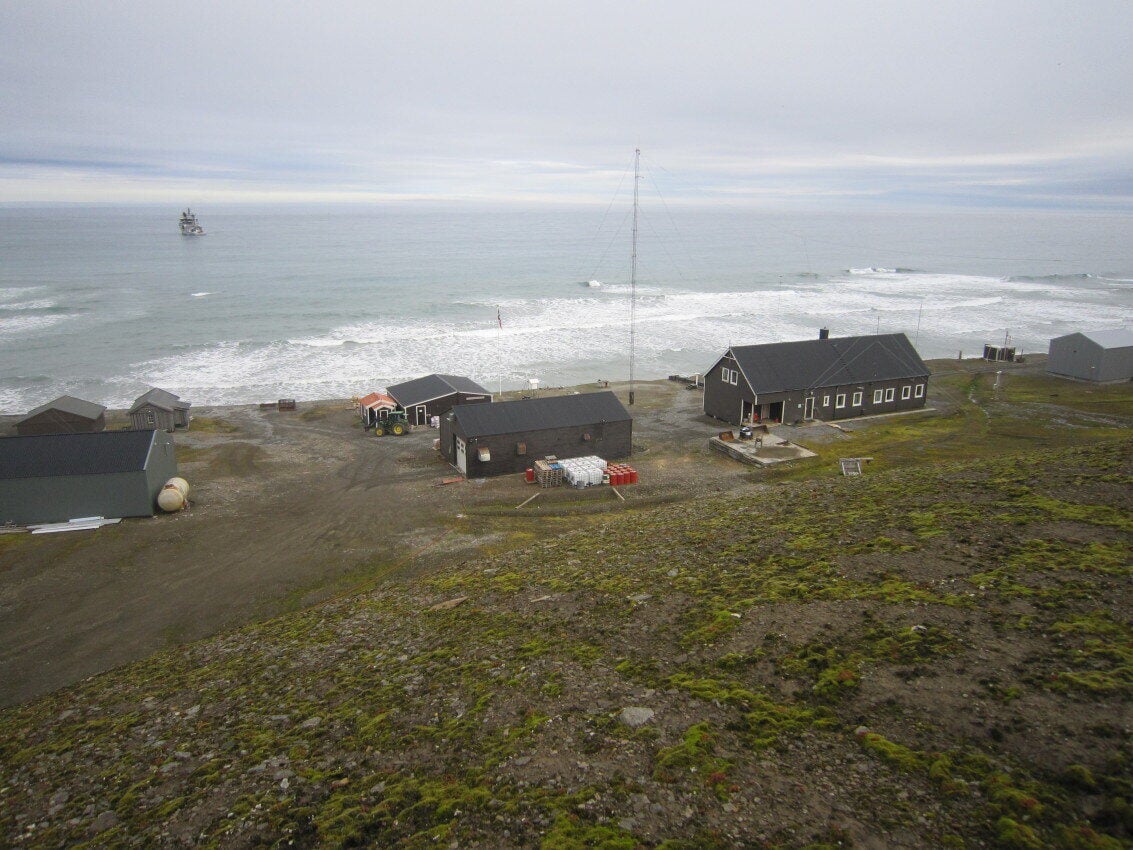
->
left=1047, top=329, right=1133, bottom=382
left=16, top=395, right=107, bottom=436
left=387, top=373, right=492, bottom=425
left=130, top=387, right=191, bottom=432
left=0, top=429, right=178, bottom=525
left=439, top=391, right=632, bottom=477
left=703, top=331, right=930, bottom=426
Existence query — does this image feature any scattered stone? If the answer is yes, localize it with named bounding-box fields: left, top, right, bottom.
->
left=619, top=706, right=655, bottom=728
left=300, top=716, right=322, bottom=729
left=627, top=593, right=652, bottom=604
left=90, top=811, right=118, bottom=833
left=429, top=596, right=468, bottom=611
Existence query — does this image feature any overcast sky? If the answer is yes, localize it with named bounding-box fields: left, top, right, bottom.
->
left=2, top=1, right=1131, bottom=207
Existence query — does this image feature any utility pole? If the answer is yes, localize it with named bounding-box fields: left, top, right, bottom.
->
left=629, top=148, right=640, bottom=406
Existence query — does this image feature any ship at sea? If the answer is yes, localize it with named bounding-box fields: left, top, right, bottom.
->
left=179, top=208, right=204, bottom=235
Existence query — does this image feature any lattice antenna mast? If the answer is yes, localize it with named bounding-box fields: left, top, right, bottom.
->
left=629, top=148, right=640, bottom=406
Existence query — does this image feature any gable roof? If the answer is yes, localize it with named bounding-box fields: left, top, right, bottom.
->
left=130, top=387, right=189, bottom=414
left=727, top=333, right=929, bottom=395
left=1077, top=328, right=1133, bottom=349
left=18, top=395, right=106, bottom=423
left=359, top=391, right=397, bottom=409
left=0, top=430, right=161, bottom=480
left=449, top=391, right=631, bottom=438
left=387, top=374, right=491, bottom=407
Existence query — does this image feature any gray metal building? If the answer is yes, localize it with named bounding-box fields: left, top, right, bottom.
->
left=439, top=391, right=632, bottom=477
left=0, top=430, right=178, bottom=525
left=387, top=374, right=492, bottom=425
left=703, top=332, right=930, bottom=425
left=1047, top=329, right=1133, bottom=382
left=16, top=396, right=107, bottom=436
left=129, top=387, right=191, bottom=432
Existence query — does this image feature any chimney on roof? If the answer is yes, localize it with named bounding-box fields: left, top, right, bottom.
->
left=819, top=327, right=830, bottom=340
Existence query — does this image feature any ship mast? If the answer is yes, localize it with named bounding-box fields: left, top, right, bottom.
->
left=629, top=148, right=640, bottom=406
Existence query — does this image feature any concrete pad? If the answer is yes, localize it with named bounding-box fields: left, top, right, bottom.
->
left=709, top=435, right=816, bottom=467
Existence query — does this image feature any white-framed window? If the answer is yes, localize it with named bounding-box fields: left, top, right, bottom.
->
left=901, top=385, right=911, bottom=400
left=721, top=367, right=731, bottom=383
left=885, top=387, right=895, bottom=402
left=873, top=389, right=883, bottom=404
left=730, top=370, right=738, bottom=385
left=915, top=383, right=925, bottom=398
left=852, top=391, right=863, bottom=406
left=822, top=395, right=830, bottom=407
left=835, top=393, right=846, bottom=409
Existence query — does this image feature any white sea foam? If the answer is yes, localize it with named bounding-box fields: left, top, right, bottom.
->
left=102, top=267, right=1132, bottom=407
left=191, top=291, right=212, bottom=298
left=0, top=314, right=69, bottom=336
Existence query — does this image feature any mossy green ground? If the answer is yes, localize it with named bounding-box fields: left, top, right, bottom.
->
left=1, top=364, right=1130, bottom=848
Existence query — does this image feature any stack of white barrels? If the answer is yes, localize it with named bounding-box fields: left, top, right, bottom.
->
left=558, top=455, right=607, bottom=488
left=157, top=477, right=191, bottom=512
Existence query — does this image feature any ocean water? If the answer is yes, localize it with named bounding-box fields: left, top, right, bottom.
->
left=1, top=203, right=1131, bottom=413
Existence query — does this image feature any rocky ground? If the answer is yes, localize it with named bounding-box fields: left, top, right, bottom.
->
left=0, top=361, right=1130, bottom=848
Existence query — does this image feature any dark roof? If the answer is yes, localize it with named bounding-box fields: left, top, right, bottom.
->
left=387, top=374, right=491, bottom=407
left=449, top=391, right=631, bottom=438
left=0, top=430, right=161, bottom=480
left=728, top=333, right=929, bottom=394
left=130, top=387, right=189, bottom=414
left=18, top=395, right=106, bottom=423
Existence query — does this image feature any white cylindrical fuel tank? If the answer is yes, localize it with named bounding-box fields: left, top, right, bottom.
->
left=158, top=477, right=190, bottom=512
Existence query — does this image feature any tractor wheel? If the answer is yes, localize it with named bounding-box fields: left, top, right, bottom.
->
left=374, top=426, right=385, bottom=436
left=391, top=422, right=406, bottom=436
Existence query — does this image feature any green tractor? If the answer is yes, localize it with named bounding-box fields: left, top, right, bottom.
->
left=373, top=409, right=411, bottom=436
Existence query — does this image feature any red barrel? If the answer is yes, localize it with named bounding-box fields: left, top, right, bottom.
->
left=630, top=469, right=639, bottom=484
left=525, top=468, right=535, bottom=483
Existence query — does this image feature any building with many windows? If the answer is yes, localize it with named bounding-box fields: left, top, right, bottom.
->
left=703, top=331, right=930, bottom=425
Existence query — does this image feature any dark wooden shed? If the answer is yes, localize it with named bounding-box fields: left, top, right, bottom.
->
left=703, top=332, right=930, bottom=426
left=129, top=387, right=191, bottom=432
left=16, top=395, right=107, bottom=436
left=387, top=374, right=492, bottom=425
left=439, top=391, right=632, bottom=478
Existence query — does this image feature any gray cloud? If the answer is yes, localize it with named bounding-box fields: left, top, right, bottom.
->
left=2, top=1, right=1131, bottom=206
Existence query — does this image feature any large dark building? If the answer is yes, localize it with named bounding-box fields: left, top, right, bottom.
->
left=387, top=374, right=492, bottom=425
left=703, top=332, right=930, bottom=425
left=0, top=430, right=178, bottom=525
left=439, top=391, right=632, bottom=477
left=15, top=395, right=107, bottom=436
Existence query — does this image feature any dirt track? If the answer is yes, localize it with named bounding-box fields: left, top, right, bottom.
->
left=0, top=379, right=757, bottom=707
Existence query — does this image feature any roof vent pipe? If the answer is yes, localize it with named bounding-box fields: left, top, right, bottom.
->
left=819, top=327, right=830, bottom=340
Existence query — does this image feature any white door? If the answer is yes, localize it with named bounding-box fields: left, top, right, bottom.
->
left=804, top=396, right=815, bottom=419
left=455, top=437, right=467, bottom=474
left=416, top=405, right=427, bottom=424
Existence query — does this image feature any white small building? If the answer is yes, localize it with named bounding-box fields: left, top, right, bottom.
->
left=1047, top=329, right=1133, bottom=382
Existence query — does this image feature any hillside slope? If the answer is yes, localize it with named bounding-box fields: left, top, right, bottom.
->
left=1, top=440, right=1130, bottom=849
